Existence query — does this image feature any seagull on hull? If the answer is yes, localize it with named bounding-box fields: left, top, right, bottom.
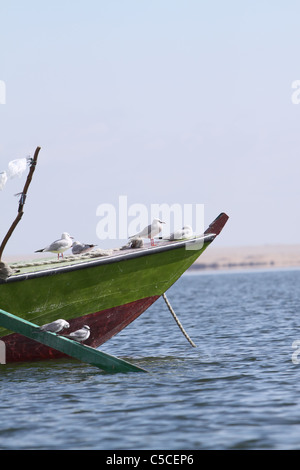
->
left=39, top=319, right=70, bottom=333
left=63, top=325, right=90, bottom=343
left=35, top=232, right=74, bottom=259
left=129, top=218, right=165, bottom=246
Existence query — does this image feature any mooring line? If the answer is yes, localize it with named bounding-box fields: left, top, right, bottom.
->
left=162, top=293, right=196, bottom=348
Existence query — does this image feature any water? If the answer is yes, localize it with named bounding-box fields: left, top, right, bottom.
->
left=1, top=268, right=300, bottom=450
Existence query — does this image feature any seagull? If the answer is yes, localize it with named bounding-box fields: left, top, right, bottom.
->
left=129, top=218, right=165, bottom=246
left=164, top=225, right=194, bottom=241
left=120, top=237, right=144, bottom=250
left=35, top=232, right=74, bottom=259
left=72, top=241, right=97, bottom=255
left=39, top=319, right=70, bottom=333
left=63, top=325, right=90, bottom=343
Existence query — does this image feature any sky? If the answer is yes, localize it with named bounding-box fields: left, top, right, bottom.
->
left=1, top=0, right=300, bottom=257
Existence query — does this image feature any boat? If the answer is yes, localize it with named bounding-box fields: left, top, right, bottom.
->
left=0, top=211, right=228, bottom=364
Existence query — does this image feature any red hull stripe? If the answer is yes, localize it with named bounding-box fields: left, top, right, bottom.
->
left=2, top=296, right=159, bottom=363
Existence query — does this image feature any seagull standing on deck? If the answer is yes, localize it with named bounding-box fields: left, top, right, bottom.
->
left=129, top=218, right=165, bottom=246
left=35, top=232, right=74, bottom=259
left=164, top=225, right=194, bottom=241
left=63, top=325, right=90, bottom=343
left=72, top=241, right=96, bottom=255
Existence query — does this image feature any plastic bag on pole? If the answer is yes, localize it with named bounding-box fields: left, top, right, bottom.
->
left=0, top=171, right=7, bottom=191
left=7, top=158, right=27, bottom=179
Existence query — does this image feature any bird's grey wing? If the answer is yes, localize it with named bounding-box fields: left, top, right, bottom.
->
left=72, top=245, right=83, bottom=254
left=39, top=321, right=58, bottom=331
left=130, top=224, right=151, bottom=238
left=144, top=224, right=153, bottom=236
left=48, top=239, right=68, bottom=251
left=74, top=330, right=86, bottom=338
left=80, top=244, right=91, bottom=252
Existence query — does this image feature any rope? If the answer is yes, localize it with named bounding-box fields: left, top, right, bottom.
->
left=8, top=249, right=113, bottom=270
left=162, top=293, right=196, bottom=348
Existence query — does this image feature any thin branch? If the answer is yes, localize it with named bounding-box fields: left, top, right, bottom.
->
left=0, top=146, right=41, bottom=260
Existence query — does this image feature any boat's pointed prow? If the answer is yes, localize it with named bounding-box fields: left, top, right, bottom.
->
left=0, top=210, right=229, bottom=365
left=204, top=212, right=229, bottom=236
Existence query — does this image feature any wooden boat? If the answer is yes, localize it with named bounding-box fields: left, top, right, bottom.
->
left=0, top=212, right=228, bottom=364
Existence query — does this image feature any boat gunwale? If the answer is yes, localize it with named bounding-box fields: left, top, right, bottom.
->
left=1, top=233, right=216, bottom=284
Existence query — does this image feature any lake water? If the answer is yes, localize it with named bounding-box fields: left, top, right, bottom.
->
left=1, top=268, right=300, bottom=450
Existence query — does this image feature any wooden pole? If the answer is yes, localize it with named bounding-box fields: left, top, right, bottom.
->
left=0, top=146, right=41, bottom=261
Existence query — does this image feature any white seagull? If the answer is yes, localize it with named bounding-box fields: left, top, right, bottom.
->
left=63, top=325, right=90, bottom=343
left=164, top=225, right=194, bottom=241
left=39, top=319, right=70, bottom=333
left=72, top=241, right=96, bottom=255
left=129, top=218, right=165, bottom=246
left=35, top=232, right=74, bottom=259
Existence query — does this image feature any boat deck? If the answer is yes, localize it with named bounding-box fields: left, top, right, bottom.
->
left=1, top=211, right=229, bottom=283
left=4, top=234, right=215, bottom=280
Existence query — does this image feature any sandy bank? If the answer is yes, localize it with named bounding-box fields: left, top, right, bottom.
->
left=191, top=244, right=300, bottom=271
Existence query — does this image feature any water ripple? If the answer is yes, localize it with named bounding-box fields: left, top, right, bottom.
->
left=1, top=269, right=300, bottom=449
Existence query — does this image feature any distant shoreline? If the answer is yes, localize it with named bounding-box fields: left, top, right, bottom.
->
left=189, top=244, right=300, bottom=272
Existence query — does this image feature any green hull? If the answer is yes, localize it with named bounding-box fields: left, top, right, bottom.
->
left=0, top=237, right=211, bottom=337
left=0, top=212, right=229, bottom=363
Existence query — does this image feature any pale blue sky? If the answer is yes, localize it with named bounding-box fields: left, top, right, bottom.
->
left=1, top=1, right=300, bottom=256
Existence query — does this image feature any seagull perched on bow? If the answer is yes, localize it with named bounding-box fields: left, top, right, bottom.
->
left=72, top=241, right=96, bottom=255
left=63, top=325, right=90, bottom=343
left=164, top=225, right=194, bottom=241
left=39, top=319, right=70, bottom=333
left=35, top=232, right=74, bottom=259
left=129, top=218, right=165, bottom=246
